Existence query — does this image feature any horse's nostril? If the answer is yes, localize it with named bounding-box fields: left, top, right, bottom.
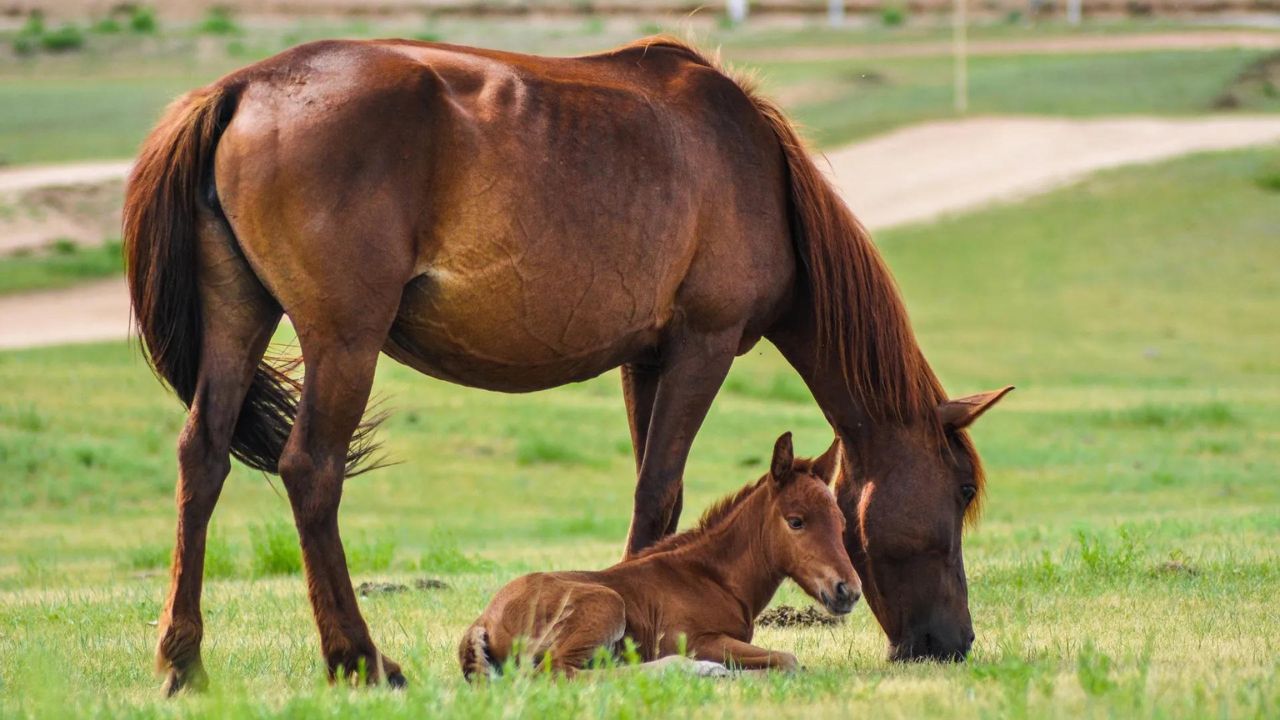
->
left=835, top=581, right=849, bottom=600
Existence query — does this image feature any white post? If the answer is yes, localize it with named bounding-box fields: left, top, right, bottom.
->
left=727, top=0, right=748, bottom=24
left=953, top=0, right=968, bottom=112
left=828, top=0, right=845, bottom=26
left=1067, top=0, right=1082, bottom=25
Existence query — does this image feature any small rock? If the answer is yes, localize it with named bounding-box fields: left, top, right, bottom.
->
left=357, top=581, right=408, bottom=596
left=415, top=577, right=450, bottom=591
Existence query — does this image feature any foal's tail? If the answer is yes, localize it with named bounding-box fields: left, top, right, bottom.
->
left=459, top=625, right=498, bottom=682
left=124, top=85, right=373, bottom=474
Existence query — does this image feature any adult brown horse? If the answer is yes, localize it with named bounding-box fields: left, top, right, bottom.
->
left=459, top=433, right=858, bottom=679
left=124, top=36, right=1012, bottom=692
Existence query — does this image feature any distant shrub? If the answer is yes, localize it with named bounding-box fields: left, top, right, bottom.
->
left=91, top=17, right=123, bottom=34
left=205, top=532, right=239, bottom=579
left=249, top=521, right=302, bottom=576
left=1256, top=169, right=1280, bottom=193
left=199, top=7, right=240, bottom=36
left=880, top=5, right=906, bottom=27
left=123, top=543, right=170, bottom=571
left=12, top=12, right=44, bottom=55
left=1076, top=527, right=1141, bottom=576
left=415, top=534, right=493, bottom=574
left=347, top=533, right=397, bottom=573
left=1076, top=641, right=1117, bottom=696
left=19, top=11, right=45, bottom=36
left=516, top=433, right=608, bottom=468
left=128, top=6, right=158, bottom=34
left=50, top=238, right=78, bottom=255
left=1093, top=401, right=1238, bottom=429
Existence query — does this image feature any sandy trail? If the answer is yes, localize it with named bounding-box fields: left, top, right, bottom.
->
left=2, top=114, right=1279, bottom=350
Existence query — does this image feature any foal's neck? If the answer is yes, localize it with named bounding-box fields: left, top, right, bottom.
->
left=682, top=487, right=785, bottom=620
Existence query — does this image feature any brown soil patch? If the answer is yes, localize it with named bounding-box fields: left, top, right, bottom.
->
left=757, top=604, right=844, bottom=628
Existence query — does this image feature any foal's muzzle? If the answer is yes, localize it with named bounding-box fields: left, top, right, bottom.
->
left=820, top=580, right=859, bottom=615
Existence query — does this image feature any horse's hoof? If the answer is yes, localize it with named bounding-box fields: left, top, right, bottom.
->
left=386, top=670, right=407, bottom=689
left=161, top=661, right=208, bottom=697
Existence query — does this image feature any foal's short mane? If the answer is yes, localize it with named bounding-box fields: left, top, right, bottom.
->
left=617, top=36, right=985, bottom=521
left=633, top=457, right=828, bottom=559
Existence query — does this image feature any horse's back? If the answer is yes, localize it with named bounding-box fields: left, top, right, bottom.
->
left=213, top=38, right=793, bottom=390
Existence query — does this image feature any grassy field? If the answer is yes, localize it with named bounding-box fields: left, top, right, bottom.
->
left=1, top=144, right=1277, bottom=717
left=0, top=18, right=1276, bottom=164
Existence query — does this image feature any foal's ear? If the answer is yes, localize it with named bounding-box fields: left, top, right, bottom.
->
left=770, top=432, right=795, bottom=484
left=937, top=386, right=1015, bottom=430
left=811, top=438, right=842, bottom=487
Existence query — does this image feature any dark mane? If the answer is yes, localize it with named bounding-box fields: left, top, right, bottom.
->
left=612, top=35, right=985, bottom=522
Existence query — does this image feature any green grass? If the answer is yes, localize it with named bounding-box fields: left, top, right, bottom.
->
left=0, top=19, right=1275, bottom=163
left=1, top=143, right=1277, bottom=716
left=0, top=240, right=122, bottom=294
left=762, top=49, right=1278, bottom=147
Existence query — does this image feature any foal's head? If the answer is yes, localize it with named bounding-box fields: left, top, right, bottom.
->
left=762, top=433, right=860, bottom=616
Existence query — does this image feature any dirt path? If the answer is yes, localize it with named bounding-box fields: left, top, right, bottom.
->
left=737, top=30, right=1280, bottom=62
left=2, top=114, right=1279, bottom=350
left=828, top=115, right=1280, bottom=228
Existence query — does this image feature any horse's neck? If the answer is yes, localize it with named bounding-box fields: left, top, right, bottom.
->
left=680, top=489, right=786, bottom=619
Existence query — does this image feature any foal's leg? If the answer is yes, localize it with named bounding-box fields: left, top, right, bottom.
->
left=157, top=212, right=281, bottom=695
left=692, top=635, right=800, bottom=672
left=623, top=329, right=739, bottom=557
left=534, top=585, right=627, bottom=676
left=278, top=321, right=404, bottom=685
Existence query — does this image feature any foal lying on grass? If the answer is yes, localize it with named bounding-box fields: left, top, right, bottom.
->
left=459, top=432, right=859, bottom=679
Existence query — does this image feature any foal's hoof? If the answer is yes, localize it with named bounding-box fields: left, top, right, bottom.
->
left=386, top=669, right=407, bottom=689
left=687, top=660, right=731, bottom=678
left=161, top=661, right=208, bottom=697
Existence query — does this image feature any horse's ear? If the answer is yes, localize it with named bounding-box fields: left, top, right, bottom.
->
left=811, top=438, right=842, bottom=487
left=937, top=386, right=1015, bottom=430
left=770, top=432, right=795, bottom=485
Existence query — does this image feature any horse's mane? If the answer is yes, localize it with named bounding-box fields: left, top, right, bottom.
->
left=613, top=36, right=985, bottom=522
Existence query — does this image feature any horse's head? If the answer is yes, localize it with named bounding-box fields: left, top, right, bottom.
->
left=763, top=432, right=860, bottom=616
left=836, top=386, right=1013, bottom=662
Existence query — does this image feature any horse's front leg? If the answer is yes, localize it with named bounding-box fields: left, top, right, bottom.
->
left=691, top=635, right=800, bottom=672
left=622, top=329, right=739, bottom=557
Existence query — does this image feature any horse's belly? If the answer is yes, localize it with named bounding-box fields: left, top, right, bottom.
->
left=385, top=262, right=665, bottom=392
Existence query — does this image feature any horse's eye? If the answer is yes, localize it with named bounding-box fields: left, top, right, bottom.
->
left=960, top=485, right=977, bottom=504
left=787, top=517, right=805, bottom=530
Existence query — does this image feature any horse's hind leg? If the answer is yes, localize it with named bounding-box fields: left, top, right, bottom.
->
left=274, top=299, right=405, bottom=685
left=157, top=211, right=281, bottom=695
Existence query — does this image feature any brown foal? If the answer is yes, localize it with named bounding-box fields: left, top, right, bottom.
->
left=459, top=434, right=858, bottom=679
left=124, top=35, right=1012, bottom=692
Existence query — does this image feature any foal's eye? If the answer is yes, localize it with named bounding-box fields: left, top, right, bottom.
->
left=787, top=517, right=805, bottom=530
left=960, top=485, right=978, bottom=505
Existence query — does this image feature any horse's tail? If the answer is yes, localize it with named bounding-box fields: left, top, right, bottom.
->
left=459, top=625, right=498, bottom=682
left=124, top=84, right=371, bottom=475
left=747, top=92, right=944, bottom=422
